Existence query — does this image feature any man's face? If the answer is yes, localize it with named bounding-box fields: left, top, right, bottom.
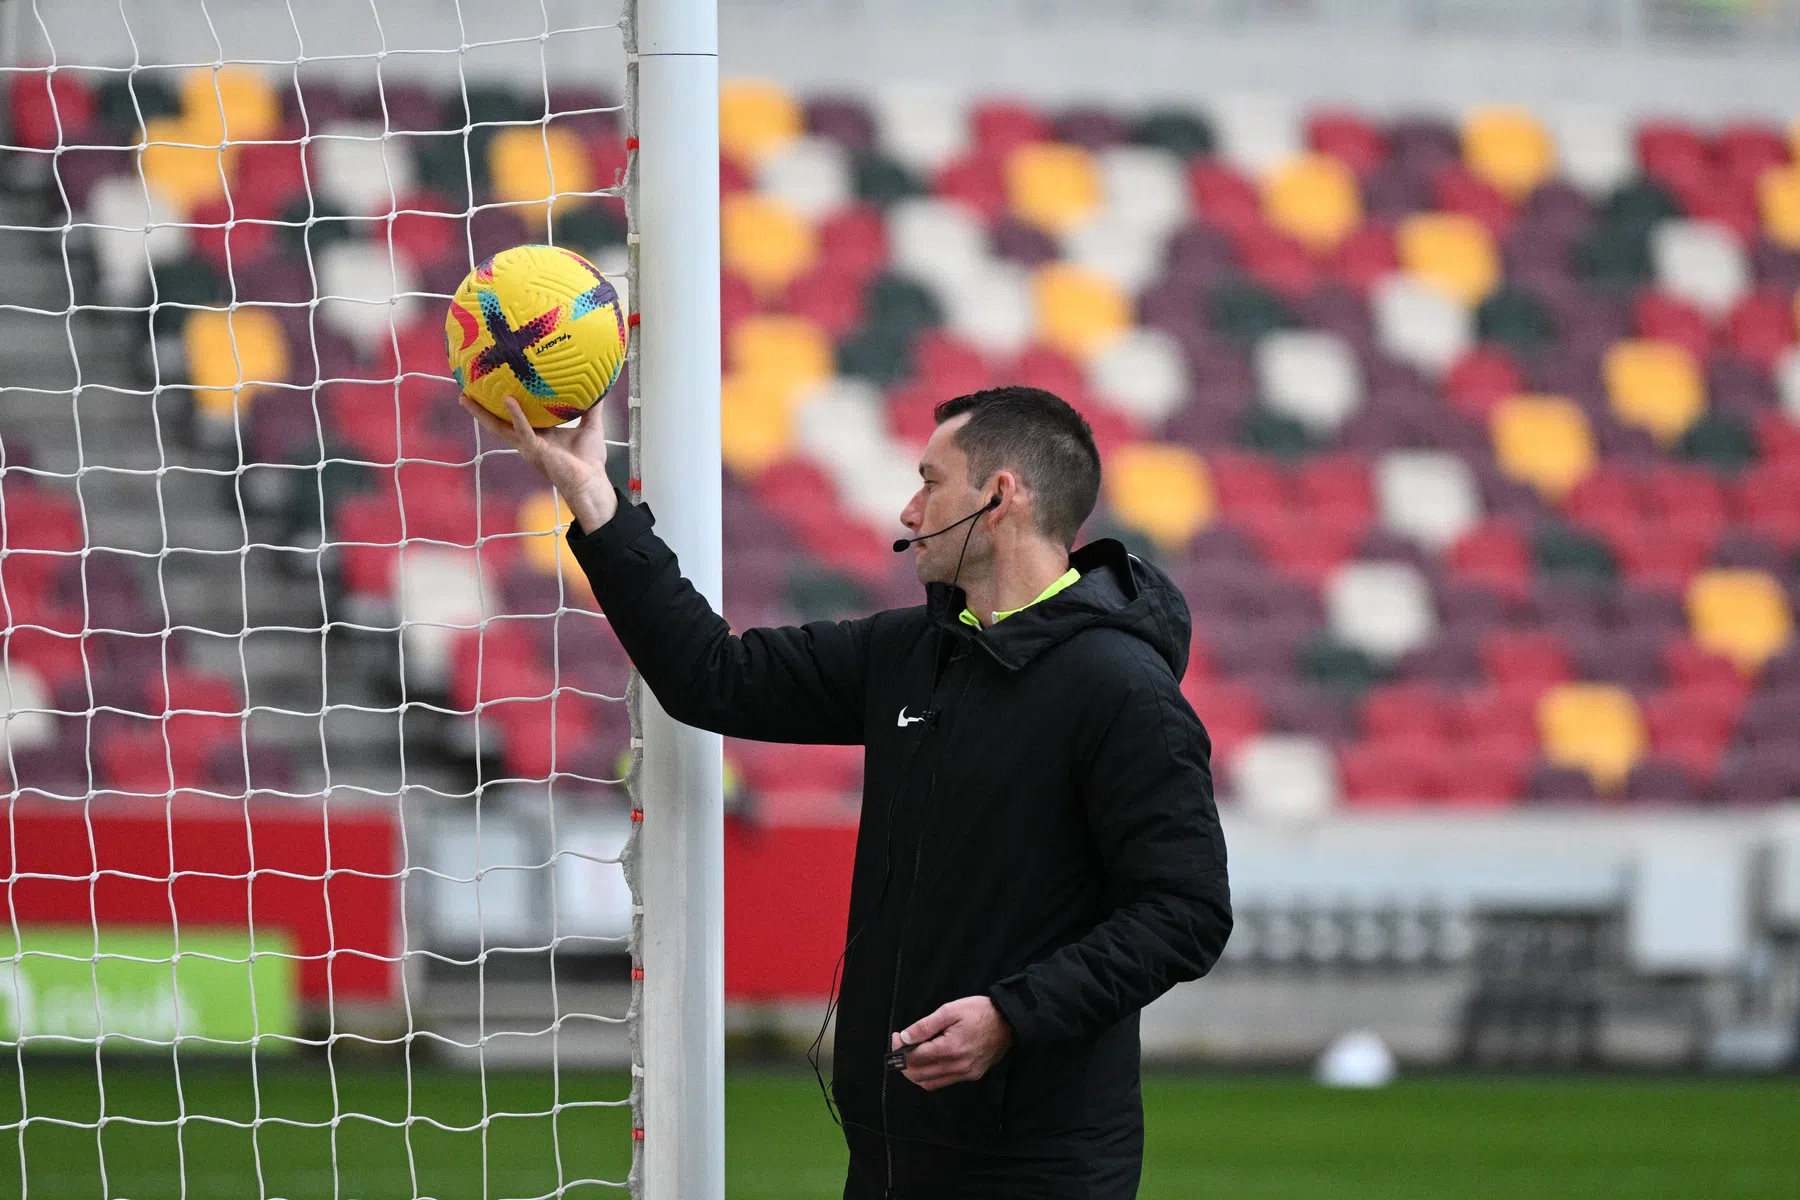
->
left=899, top=415, right=989, bottom=586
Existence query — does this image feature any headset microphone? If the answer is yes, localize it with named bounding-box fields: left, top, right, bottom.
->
left=891, top=495, right=1000, bottom=553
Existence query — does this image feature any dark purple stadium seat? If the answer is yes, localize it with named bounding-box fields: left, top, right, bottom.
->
left=1712, top=750, right=1799, bottom=806
left=990, top=215, right=1059, bottom=266
left=53, top=146, right=134, bottom=212
left=1524, top=762, right=1600, bottom=805
left=1623, top=758, right=1699, bottom=805
left=1569, top=626, right=1665, bottom=693
left=1053, top=107, right=1130, bottom=151
left=804, top=96, right=875, bottom=154
left=1261, top=679, right=1357, bottom=743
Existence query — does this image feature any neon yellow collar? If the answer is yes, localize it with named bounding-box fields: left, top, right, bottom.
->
left=958, top=567, right=1081, bottom=629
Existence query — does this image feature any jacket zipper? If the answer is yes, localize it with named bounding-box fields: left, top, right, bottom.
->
left=881, top=654, right=972, bottom=1199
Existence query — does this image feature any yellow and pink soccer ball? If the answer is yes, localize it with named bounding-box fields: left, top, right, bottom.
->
left=445, top=244, right=628, bottom=428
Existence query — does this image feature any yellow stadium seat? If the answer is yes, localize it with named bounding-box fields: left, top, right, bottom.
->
left=1105, top=443, right=1215, bottom=550
left=1398, top=212, right=1499, bottom=306
left=719, top=79, right=801, bottom=169
left=721, top=193, right=817, bottom=299
left=516, top=492, right=586, bottom=585
left=1490, top=395, right=1595, bottom=500
left=181, top=66, right=281, bottom=146
left=1758, top=165, right=1800, bottom=250
left=1006, top=142, right=1101, bottom=235
left=488, top=126, right=595, bottom=220
left=183, top=307, right=288, bottom=422
left=1604, top=338, right=1706, bottom=445
left=1687, top=568, right=1795, bottom=674
left=1462, top=106, right=1556, bottom=200
left=1538, top=683, right=1646, bottom=792
left=140, top=116, right=233, bottom=214
left=1033, top=263, right=1130, bottom=362
left=1262, top=153, right=1362, bottom=251
left=726, top=315, right=833, bottom=402
left=721, top=373, right=796, bottom=476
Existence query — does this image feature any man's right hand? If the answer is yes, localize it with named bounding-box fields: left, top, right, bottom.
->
left=459, top=392, right=617, bottom=534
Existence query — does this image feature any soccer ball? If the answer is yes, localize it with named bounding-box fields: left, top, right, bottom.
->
left=445, top=244, right=628, bottom=428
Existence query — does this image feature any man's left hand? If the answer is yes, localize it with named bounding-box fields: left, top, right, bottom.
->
left=891, top=996, right=1014, bottom=1092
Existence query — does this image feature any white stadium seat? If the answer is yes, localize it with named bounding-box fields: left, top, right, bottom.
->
left=757, top=135, right=854, bottom=221
left=88, top=175, right=190, bottom=305
left=397, top=547, right=497, bottom=694
left=1254, top=330, right=1364, bottom=437
left=1373, top=273, right=1473, bottom=376
left=1211, top=93, right=1303, bottom=177
left=887, top=196, right=988, bottom=292
left=1062, top=213, right=1166, bottom=296
left=1777, top=346, right=1800, bottom=423
left=1547, top=104, right=1635, bottom=196
left=1376, top=450, right=1483, bottom=552
left=1087, top=328, right=1188, bottom=426
left=1096, top=144, right=1189, bottom=239
left=0, top=664, right=55, bottom=752
left=1651, top=218, right=1750, bottom=318
left=1231, top=733, right=1340, bottom=824
left=872, top=84, right=969, bottom=174
left=942, top=260, right=1036, bottom=359
left=1327, top=560, right=1439, bottom=663
left=310, top=120, right=417, bottom=216
left=318, top=240, right=422, bottom=353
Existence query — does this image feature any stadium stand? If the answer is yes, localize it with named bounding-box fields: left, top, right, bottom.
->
left=5, top=66, right=1799, bottom=816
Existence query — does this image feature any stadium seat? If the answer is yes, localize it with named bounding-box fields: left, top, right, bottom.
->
left=1105, top=442, right=1215, bottom=551
left=1086, top=328, right=1187, bottom=426
left=1779, top=346, right=1800, bottom=421
left=0, top=664, right=55, bottom=754
left=941, top=261, right=1035, bottom=359
left=1096, top=144, right=1189, bottom=239
left=1462, top=105, right=1556, bottom=200
left=396, top=547, right=497, bottom=692
left=1188, top=159, right=1262, bottom=238
left=1546, top=104, right=1634, bottom=196
left=1305, top=109, right=1387, bottom=177
left=1633, top=288, right=1714, bottom=360
left=1397, top=212, right=1500, bottom=305
left=8, top=68, right=96, bottom=152
left=1686, top=567, right=1794, bottom=674
left=1253, top=330, right=1363, bottom=437
left=309, top=120, right=420, bottom=217
left=1376, top=450, right=1482, bottom=551
left=1373, top=274, right=1473, bottom=375
left=1603, top=338, right=1706, bottom=445
left=721, top=192, right=818, bottom=298
left=1326, top=560, right=1438, bottom=663
left=1490, top=395, right=1595, bottom=501
left=1651, top=219, right=1750, bottom=317
left=182, top=307, right=289, bottom=426
left=1759, top=164, right=1800, bottom=249
left=1537, top=682, right=1647, bottom=792
left=181, top=65, right=281, bottom=146
left=488, top=125, right=594, bottom=218
left=139, top=115, right=232, bottom=215
left=1062, top=216, right=1165, bottom=296
left=1724, top=290, right=1796, bottom=371
left=871, top=84, right=969, bottom=174
left=1231, top=732, right=1339, bottom=822
left=747, top=138, right=848, bottom=225
left=727, top=315, right=834, bottom=404
left=1212, top=94, right=1304, bottom=176
left=515, top=492, right=585, bottom=586
left=721, top=374, right=797, bottom=476
left=1262, top=153, right=1361, bottom=251
left=1005, top=141, right=1101, bottom=234
left=720, top=79, right=803, bottom=168
left=792, top=378, right=887, bottom=482
left=317, top=240, right=422, bottom=352
left=886, top=196, right=986, bottom=291
left=1032, top=263, right=1129, bottom=362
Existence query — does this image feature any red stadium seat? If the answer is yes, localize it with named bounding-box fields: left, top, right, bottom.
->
left=1431, top=165, right=1514, bottom=236
left=1757, top=412, right=1800, bottom=467
left=1188, top=160, right=1262, bottom=239
left=1360, top=682, right=1452, bottom=741
left=1, top=482, right=85, bottom=600
left=1724, top=290, right=1796, bottom=371
left=1448, top=520, right=1532, bottom=599
left=1207, top=452, right=1287, bottom=515
left=1631, top=289, right=1714, bottom=360
left=817, top=205, right=889, bottom=285
left=1454, top=686, right=1540, bottom=747
left=1327, top=223, right=1398, bottom=292
left=488, top=691, right=600, bottom=780
left=1440, top=733, right=1531, bottom=808
left=1734, top=460, right=1800, bottom=549
left=1636, top=121, right=1710, bottom=192
left=99, top=726, right=214, bottom=794
left=9, top=69, right=96, bottom=151
left=188, top=199, right=277, bottom=275
left=1716, top=122, right=1790, bottom=188
left=785, top=267, right=865, bottom=338
left=1306, top=110, right=1387, bottom=177
left=1339, top=735, right=1443, bottom=807
left=1480, top=630, right=1571, bottom=692
left=1643, top=685, right=1745, bottom=778
left=448, top=621, right=550, bottom=711
left=1181, top=679, right=1263, bottom=766
left=933, top=153, right=1007, bottom=220
left=914, top=331, right=995, bottom=397
left=1296, top=455, right=1375, bottom=529
left=231, top=138, right=310, bottom=220
left=1007, top=345, right=1087, bottom=399
left=735, top=741, right=863, bottom=797
left=970, top=100, right=1049, bottom=158
left=1445, top=344, right=1523, bottom=420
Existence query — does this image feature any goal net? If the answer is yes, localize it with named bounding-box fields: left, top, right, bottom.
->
left=0, top=1, right=669, bottom=1195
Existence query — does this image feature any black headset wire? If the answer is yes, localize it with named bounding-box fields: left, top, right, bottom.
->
left=808, top=497, right=991, bottom=1126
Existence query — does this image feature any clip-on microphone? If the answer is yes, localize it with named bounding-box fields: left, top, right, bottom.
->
left=892, top=494, right=1000, bottom=553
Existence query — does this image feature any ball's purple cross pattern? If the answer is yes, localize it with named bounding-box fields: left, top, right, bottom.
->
left=471, top=291, right=562, bottom=398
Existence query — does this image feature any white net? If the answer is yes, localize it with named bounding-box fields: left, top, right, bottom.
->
left=0, top=1, right=643, bottom=1195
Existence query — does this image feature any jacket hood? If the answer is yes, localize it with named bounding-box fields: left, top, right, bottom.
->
left=925, top=538, right=1193, bottom=677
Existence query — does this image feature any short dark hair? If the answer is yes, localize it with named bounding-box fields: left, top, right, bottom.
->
left=933, top=386, right=1101, bottom=548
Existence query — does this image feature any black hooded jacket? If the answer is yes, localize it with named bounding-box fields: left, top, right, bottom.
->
left=567, top=490, right=1231, bottom=1199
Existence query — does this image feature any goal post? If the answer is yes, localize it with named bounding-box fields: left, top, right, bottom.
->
left=629, top=1, right=726, bottom=1199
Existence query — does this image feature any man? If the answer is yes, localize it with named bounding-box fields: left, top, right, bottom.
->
left=461, top=385, right=1231, bottom=1199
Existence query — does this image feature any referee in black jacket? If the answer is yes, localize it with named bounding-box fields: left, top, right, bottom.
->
left=461, top=384, right=1232, bottom=1200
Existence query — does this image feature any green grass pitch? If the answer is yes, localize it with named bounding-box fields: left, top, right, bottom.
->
left=1, top=1061, right=1793, bottom=1198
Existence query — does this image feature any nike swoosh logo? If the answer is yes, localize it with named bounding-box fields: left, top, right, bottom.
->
left=897, top=707, right=927, bottom=727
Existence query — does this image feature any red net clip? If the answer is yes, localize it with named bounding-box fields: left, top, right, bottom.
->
left=630, top=808, right=644, bottom=821
left=632, top=1127, right=646, bottom=1141
left=631, top=967, right=645, bottom=980
left=626, top=137, right=640, bottom=152
left=627, top=312, right=641, bottom=328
